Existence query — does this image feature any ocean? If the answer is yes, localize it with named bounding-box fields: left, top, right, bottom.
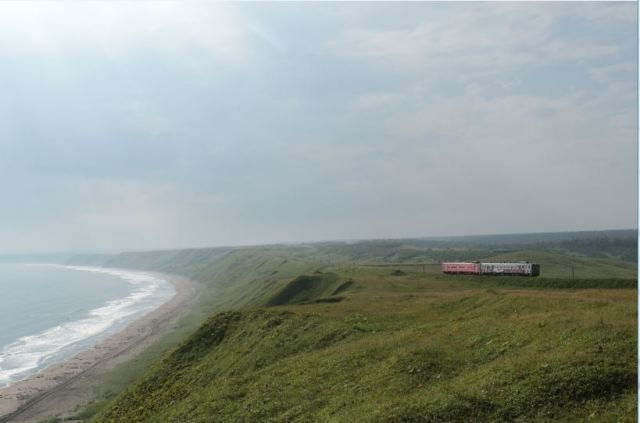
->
left=0, top=263, right=175, bottom=388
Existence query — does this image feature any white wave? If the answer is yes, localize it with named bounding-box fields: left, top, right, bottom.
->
left=0, top=266, right=175, bottom=388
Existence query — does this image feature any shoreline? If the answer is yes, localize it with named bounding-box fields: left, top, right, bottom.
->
left=0, top=270, right=200, bottom=422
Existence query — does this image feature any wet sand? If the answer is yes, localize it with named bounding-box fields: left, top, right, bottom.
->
left=0, top=271, right=200, bottom=422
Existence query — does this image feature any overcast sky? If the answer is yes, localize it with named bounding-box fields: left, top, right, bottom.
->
left=0, top=2, right=636, bottom=254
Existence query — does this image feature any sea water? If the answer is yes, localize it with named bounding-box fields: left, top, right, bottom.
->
left=0, top=263, right=175, bottom=388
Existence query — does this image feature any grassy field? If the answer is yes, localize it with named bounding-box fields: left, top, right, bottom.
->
left=67, top=246, right=322, bottom=417
left=65, top=233, right=637, bottom=423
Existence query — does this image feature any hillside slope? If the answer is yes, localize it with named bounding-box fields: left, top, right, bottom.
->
left=95, top=265, right=636, bottom=422
left=64, top=235, right=637, bottom=422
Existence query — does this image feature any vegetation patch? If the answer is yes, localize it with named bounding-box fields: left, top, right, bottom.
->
left=330, top=279, right=354, bottom=296
left=380, top=394, right=499, bottom=423
left=71, top=235, right=636, bottom=422
left=446, top=276, right=637, bottom=290
left=265, top=273, right=346, bottom=306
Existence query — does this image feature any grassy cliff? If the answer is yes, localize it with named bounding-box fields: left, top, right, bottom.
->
left=67, top=232, right=637, bottom=422
left=96, top=266, right=636, bottom=422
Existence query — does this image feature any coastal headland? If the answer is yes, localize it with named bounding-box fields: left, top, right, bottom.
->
left=1, top=231, right=637, bottom=422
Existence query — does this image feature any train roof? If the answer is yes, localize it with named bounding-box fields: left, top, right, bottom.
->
left=442, top=261, right=536, bottom=264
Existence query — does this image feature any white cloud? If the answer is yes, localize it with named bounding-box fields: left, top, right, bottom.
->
left=340, top=73, right=636, bottom=232
left=589, top=63, right=637, bottom=84
left=0, top=2, right=635, bottom=252
left=325, top=3, right=623, bottom=71
left=0, top=2, right=247, bottom=62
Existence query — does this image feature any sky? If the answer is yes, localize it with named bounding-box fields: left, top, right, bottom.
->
left=0, top=2, right=637, bottom=254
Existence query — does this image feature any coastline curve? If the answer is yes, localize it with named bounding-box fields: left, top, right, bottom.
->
left=0, top=268, right=199, bottom=422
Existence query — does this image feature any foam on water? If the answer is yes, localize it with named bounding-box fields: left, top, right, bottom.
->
left=0, top=266, right=175, bottom=388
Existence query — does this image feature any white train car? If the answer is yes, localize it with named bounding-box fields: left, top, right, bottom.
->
left=480, top=262, right=540, bottom=276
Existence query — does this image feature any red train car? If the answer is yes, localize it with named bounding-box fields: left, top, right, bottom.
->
left=441, top=262, right=481, bottom=275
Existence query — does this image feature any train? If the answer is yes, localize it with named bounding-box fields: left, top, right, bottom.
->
left=441, top=261, right=540, bottom=277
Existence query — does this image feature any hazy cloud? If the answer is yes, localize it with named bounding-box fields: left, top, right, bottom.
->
left=0, top=2, right=636, bottom=254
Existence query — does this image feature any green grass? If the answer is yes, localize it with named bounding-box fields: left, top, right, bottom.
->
left=484, top=250, right=637, bottom=279
left=264, top=272, right=352, bottom=306
left=89, top=253, right=637, bottom=422
left=74, top=247, right=322, bottom=419
left=64, top=238, right=637, bottom=421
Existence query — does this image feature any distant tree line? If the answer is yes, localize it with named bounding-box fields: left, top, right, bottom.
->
left=316, top=233, right=637, bottom=263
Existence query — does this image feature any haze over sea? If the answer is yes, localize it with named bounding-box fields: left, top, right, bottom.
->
left=0, top=264, right=174, bottom=388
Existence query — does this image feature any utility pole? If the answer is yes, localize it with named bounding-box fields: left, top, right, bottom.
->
left=572, top=265, right=575, bottom=281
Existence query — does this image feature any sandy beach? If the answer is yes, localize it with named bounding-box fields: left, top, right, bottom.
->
left=0, top=271, right=200, bottom=423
